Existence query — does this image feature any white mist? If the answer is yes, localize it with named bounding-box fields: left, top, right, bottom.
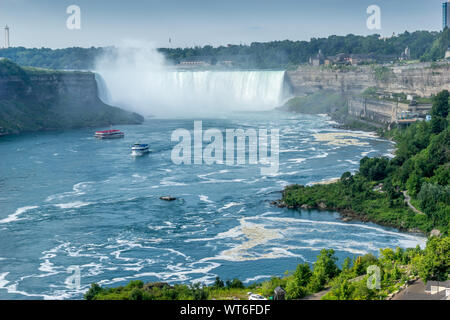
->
left=95, top=41, right=288, bottom=117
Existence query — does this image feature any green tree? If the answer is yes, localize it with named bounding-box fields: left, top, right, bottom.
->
left=342, top=257, right=352, bottom=273
left=292, top=263, right=313, bottom=287
left=416, top=236, right=450, bottom=282
left=430, top=90, right=449, bottom=134
left=84, top=283, right=103, bottom=300
left=212, top=276, right=224, bottom=289
left=308, top=249, right=340, bottom=291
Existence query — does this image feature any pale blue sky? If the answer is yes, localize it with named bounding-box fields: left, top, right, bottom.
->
left=0, top=0, right=446, bottom=48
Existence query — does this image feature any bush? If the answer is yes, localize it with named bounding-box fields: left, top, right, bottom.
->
left=226, top=278, right=244, bottom=289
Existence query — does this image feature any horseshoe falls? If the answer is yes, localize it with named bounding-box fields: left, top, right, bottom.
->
left=96, top=70, right=290, bottom=117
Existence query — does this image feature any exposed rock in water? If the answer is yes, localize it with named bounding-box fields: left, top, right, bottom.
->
left=160, top=196, right=176, bottom=201
left=318, top=202, right=327, bottom=209
left=271, top=200, right=286, bottom=208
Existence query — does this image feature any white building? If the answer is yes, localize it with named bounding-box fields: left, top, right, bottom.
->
left=425, top=280, right=450, bottom=299
left=4, top=25, right=9, bottom=48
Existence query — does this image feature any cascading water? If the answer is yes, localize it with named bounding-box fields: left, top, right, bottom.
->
left=96, top=70, right=289, bottom=117
left=94, top=73, right=112, bottom=104
left=94, top=45, right=291, bottom=117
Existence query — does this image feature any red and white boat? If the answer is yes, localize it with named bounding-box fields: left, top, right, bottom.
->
left=94, top=129, right=124, bottom=139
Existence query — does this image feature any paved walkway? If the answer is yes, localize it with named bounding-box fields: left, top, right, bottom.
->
left=391, top=279, right=447, bottom=300
left=302, top=276, right=365, bottom=300
left=403, top=191, right=425, bottom=215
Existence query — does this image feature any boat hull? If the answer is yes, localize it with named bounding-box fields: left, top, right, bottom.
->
left=131, top=149, right=150, bottom=156
left=95, top=134, right=124, bottom=139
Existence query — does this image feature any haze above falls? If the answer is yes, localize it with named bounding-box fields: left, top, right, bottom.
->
left=94, top=43, right=289, bottom=117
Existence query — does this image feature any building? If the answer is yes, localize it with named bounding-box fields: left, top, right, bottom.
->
left=349, top=54, right=375, bottom=65
left=444, top=2, right=450, bottom=30
left=309, top=50, right=325, bottom=66
left=400, top=47, right=411, bottom=61
left=178, top=56, right=212, bottom=67
left=4, top=25, right=9, bottom=49
left=394, top=279, right=450, bottom=300
left=425, top=280, right=450, bottom=298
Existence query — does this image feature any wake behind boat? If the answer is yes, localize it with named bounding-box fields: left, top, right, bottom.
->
left=131, top=143, right=150, bottom=156
left=94, top=129, right=124, bottom=139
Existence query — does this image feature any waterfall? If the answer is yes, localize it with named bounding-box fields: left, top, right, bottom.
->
left=93, top=44, right=291, bottom=117
left=95, top=69, right=290, bottom=117
left=154, top=70, right=289, bottom=109
left=94, top=73, right=112, bottom=104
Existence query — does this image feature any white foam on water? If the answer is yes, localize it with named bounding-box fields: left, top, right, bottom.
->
left=345, top=159, right=359, bottom=165
left=199, top=195, right=214, bottom=204
left=0, top=206, right=39, bottom=224
left=132, top=173, right=147, bottom=181
left=309, top=152, right=329, bottom=159
left=160, top=177, right=187, bottom=187
left=0, top=273, right=9, bottom=288
left=218, top=202, right=244, bottom=212
left=54, top=201, right=91, bottom=209
left=361, top=149, right=377, bottom=157
left=269, top=171, right=301, bottom=177
left=288, top=158, right=307, bottom=164
left=244, top=275, right=272, bottom=283
left=45, top=181, right=94, bottom=202
left=256, top=186, right=277, bottom=194
left=259, top=216, right=426, bottom=244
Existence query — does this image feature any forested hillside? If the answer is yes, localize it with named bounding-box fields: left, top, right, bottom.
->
left=0, top=30, right=445, bottom=70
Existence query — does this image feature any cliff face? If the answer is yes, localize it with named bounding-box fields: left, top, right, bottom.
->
left=285, top=62, right=449, bottom=125
left=0, top=59, right=143, bottom=135
left=286, top=63, right=450, bottom=97
left=348, top=97, right=410, bottom=124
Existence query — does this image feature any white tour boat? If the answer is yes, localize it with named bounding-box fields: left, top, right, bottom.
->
left=131, top=143, right=150, bottom=156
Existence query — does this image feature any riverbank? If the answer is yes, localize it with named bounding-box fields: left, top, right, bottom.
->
left=278, top=91, right=386, bottom=134
left=84, top=235, right=449, bottom=300
left=276, top=90, right=449, bottom=237
left=272, top=183, right=429, bottom=234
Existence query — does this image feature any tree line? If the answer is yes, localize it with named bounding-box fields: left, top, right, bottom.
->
left=0, top=30, right=448, bottom=70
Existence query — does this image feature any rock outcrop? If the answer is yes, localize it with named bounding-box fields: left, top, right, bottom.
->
left=0, top=59, right=143, bottom=135
left=286, top=63, right=450, bottom=97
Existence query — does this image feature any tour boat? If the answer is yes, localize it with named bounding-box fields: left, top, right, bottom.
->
left=131, top=143, right=150, bottom=156
left=94, top=129, right=124, bottom=139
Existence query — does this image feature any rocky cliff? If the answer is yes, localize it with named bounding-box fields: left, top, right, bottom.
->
left=285, top=62, right=449, bottom=125
left=347, top=97, right=410, bottom=124
left=0, top=59, right=143, bottom=135
left=286, top=63, right=450, bottom=97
